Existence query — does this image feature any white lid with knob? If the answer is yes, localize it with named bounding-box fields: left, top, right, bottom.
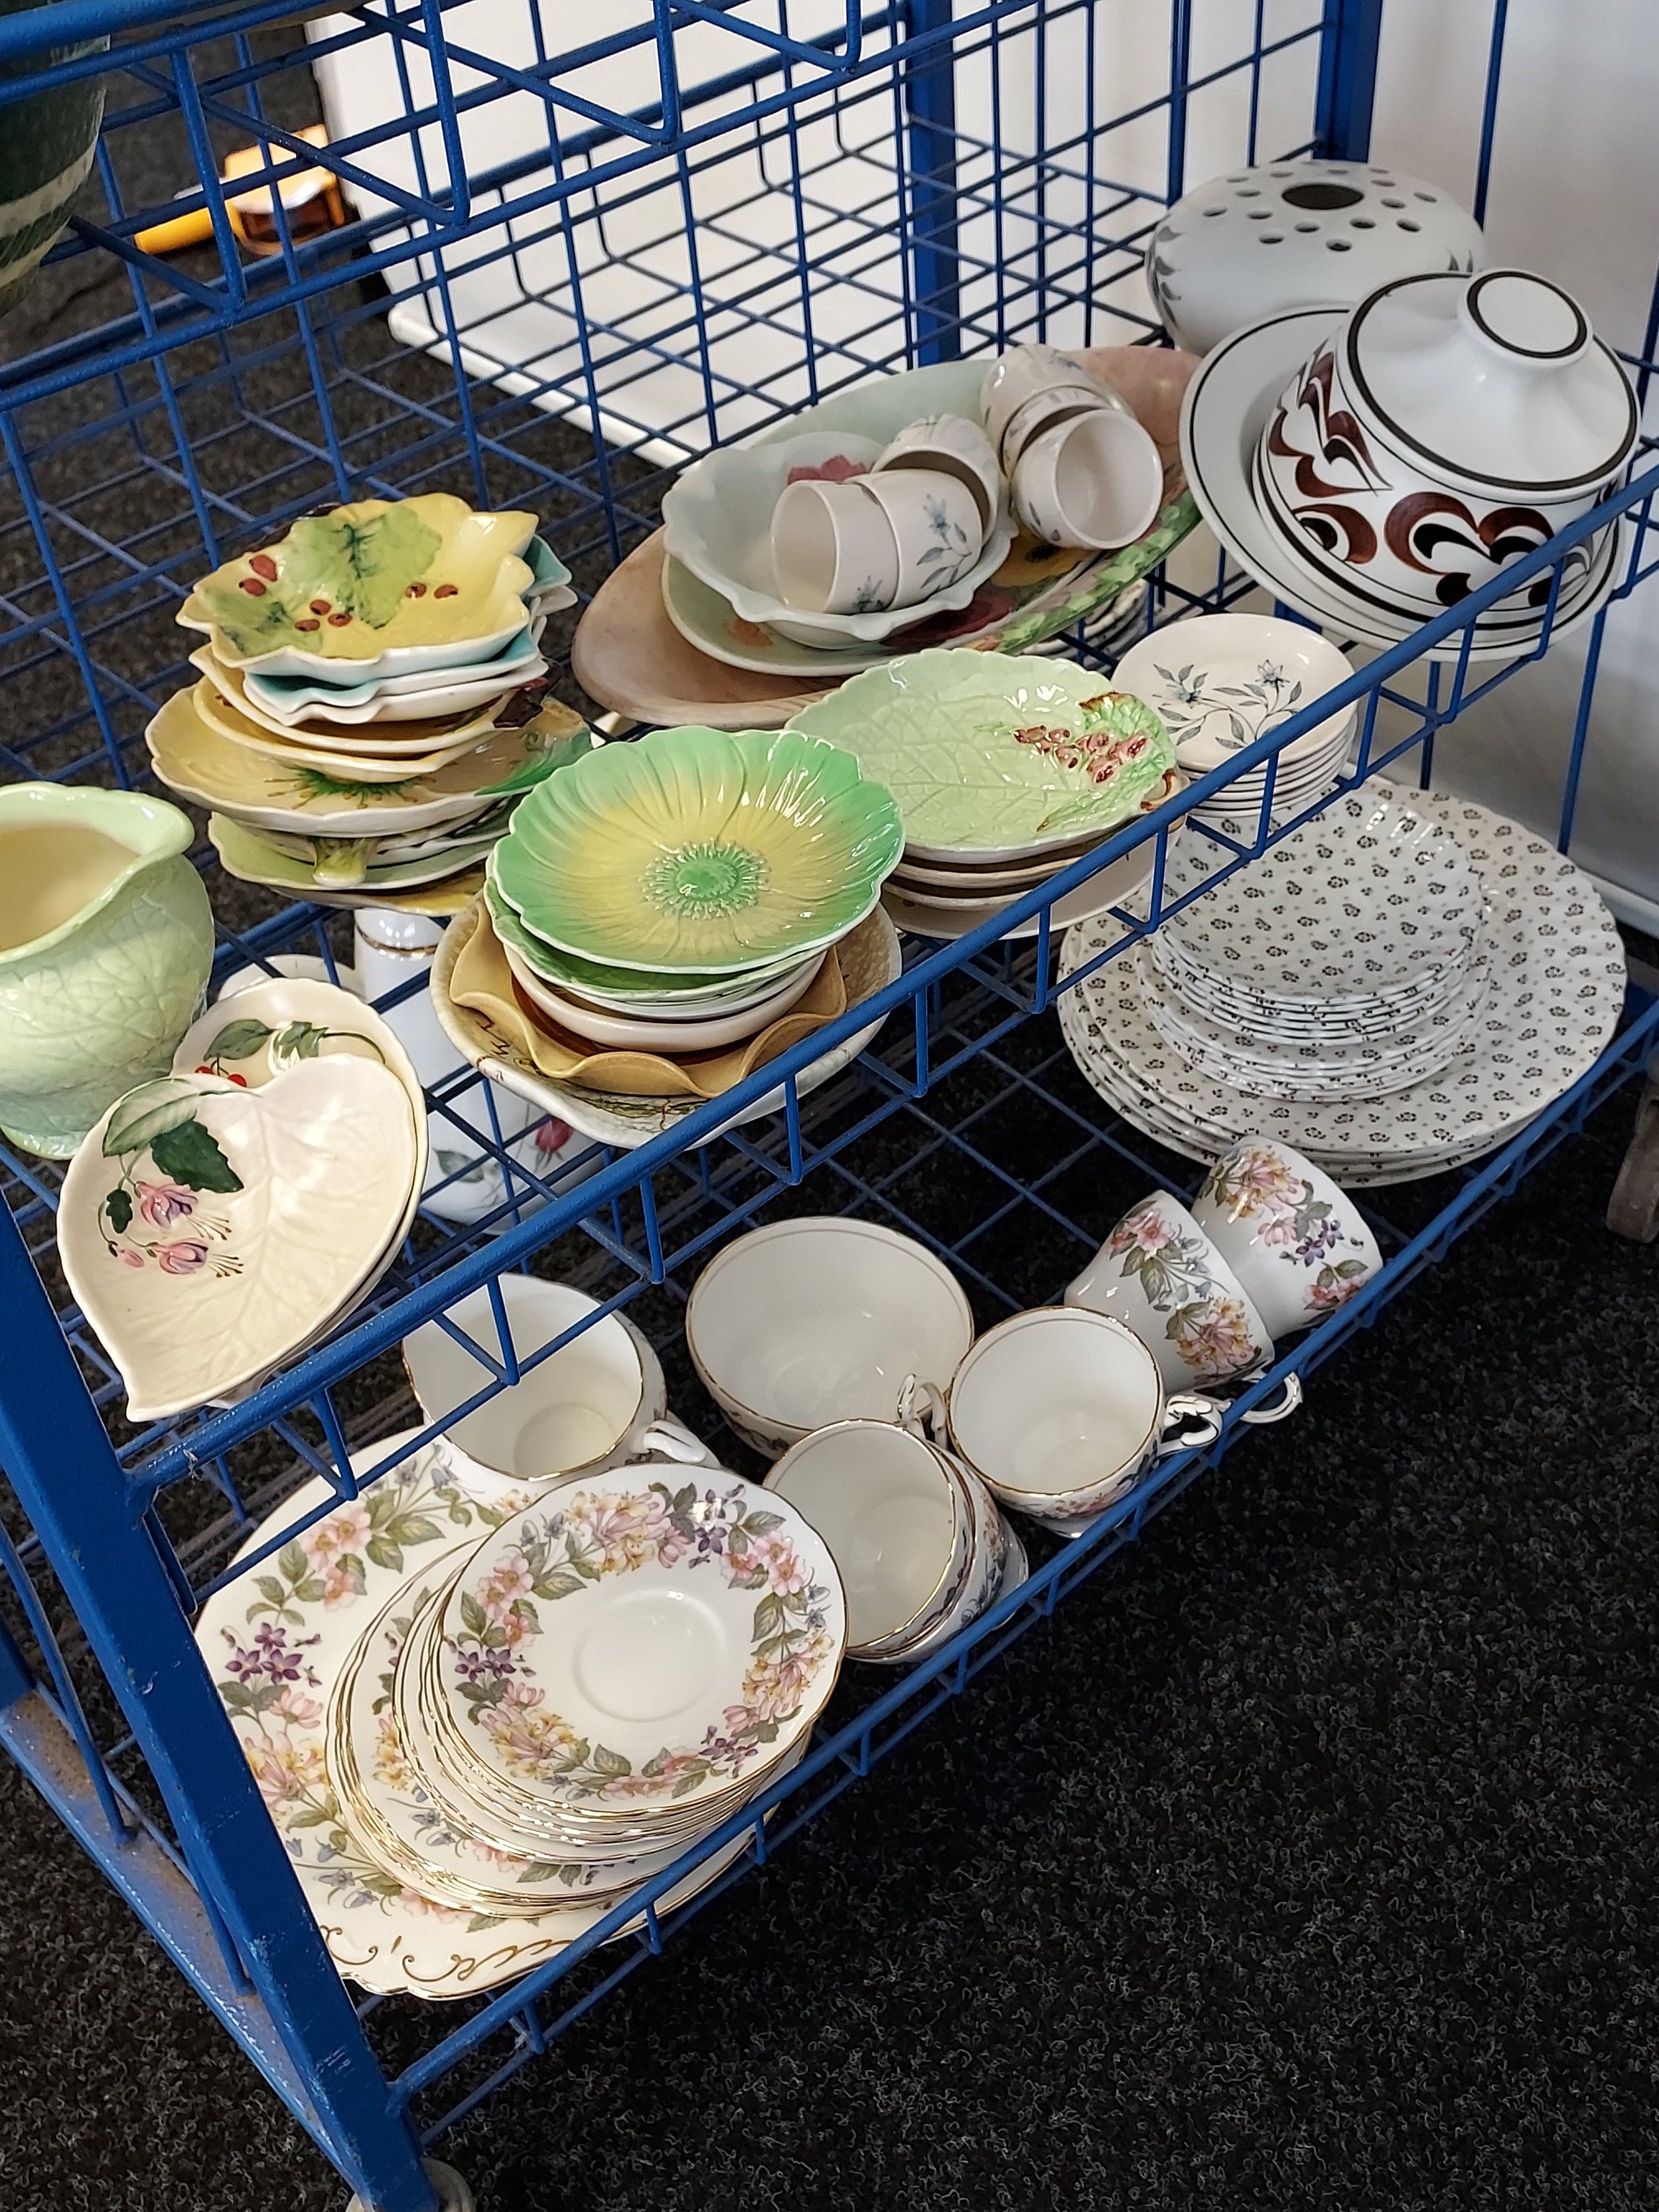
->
left=1339, top=268, right=1638, bottom=496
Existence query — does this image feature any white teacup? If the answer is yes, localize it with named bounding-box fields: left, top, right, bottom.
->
left=993, top=380, right=1119, bottom=477
left=947, top=1305, right=1220, bottom=1535
left=1190, top=1138, right=1382, bottom=1339
left=687, top=1217, right=975, bottom=1459
left=403, top=1274, right=713, bottom=1503
left=875, top=412, right=1001, bottom=530
left=1011, top=406, right=1165, bottom=550
left=859, top=466, right=984, bottom=603
left=771, top=476, right=901, bottom=614
left=765, top=1418, right=971, bottom=1658
left=1064, top=1191, right=1274, bottom=1392
left=981, top=342, right=1108, bottom=457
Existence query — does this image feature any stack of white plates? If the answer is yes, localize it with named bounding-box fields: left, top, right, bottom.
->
left=1058, top=784, right=1626, bottom=1184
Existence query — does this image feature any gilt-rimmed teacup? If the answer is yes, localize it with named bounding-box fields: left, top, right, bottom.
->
left=403, top=1274, right=713, bottom=1503
left=1063, top=1191, right=1274, bottom=1392
left=765, top=1418, right=972, bottom=1659
left=946, top=1305, right=1218, bottom=1534
left=1190, top=1138, right=1382, bottom=1338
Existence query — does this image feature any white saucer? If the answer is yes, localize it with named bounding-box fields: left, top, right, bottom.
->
left=1179, top=307, right=1623, bottom=664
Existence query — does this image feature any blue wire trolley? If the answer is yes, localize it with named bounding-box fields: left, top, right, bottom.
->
left=1, top=3, right=1656, bottom=2207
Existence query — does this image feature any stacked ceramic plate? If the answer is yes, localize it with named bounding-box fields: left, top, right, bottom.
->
left=1058, top=784, right=1627, bottom=1184
left=57, top=978, right=427, bottom=1420
left=196, top=1433, right=817, bottom=1998
left=1110, top=611, right=1356, bottom=827
left=155, top=493, right=579, bottom=904
left=787, top=648, right=1183, bottom=942
left=376, top=1467, right=845, bottom=1872
left=480, top=722, right=902, bottom=1057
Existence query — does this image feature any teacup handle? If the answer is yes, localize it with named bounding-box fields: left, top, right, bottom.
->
left=1237, top=1370, right=1303, bottom=1425
left=634, top=1414, right=718, bottom=1467
left=897, top=1372, right=949, bottom=1441
left=1158, top=1392, right=1225, bottom=1456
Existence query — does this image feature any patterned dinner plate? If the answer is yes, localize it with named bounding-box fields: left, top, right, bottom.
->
left=1058, top=786, right=1625, bottom=1185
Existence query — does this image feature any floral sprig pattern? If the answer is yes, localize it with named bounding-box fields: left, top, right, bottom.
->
left=96, top=1079, right=244, bottom=1278
left=451, top=1479, right=835, bottom=1803
left=1106, top=1198, right=1260, bottom=1384
left=1200, top=1145, right=1372, bottom=1315
left=1147, top=655, right=1304, bottom=755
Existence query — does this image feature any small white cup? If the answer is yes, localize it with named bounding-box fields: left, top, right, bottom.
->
left=859, top=466, right=985, bottom=603
left=771, top=476, right=901, bottom=614
left=947, top=1305, right=1216, bottom=1534
left=1064, top=1191, right=1274, bottom=1392
left=981, top=342, right=1106, bottom=455
left=1011, top=407, right=1166, bottom=550
left=875, top=413, right=1001, bottom=532
left=1190, top=1138, right=1382, bottom=1339
left=765, top=1418, right=970, bottom=1657
left=994, top=381, right=1119, bottom=476
left=403, top=1274, right=714, bottom=1503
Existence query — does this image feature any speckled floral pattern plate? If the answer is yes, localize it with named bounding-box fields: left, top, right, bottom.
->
left=195, top=1436, right=765, bottom=1998
left=1058, top=786, right=1626, bottom=1184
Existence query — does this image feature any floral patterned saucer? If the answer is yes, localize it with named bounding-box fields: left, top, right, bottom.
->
left=196, top=1434, right=766, bottom=1999
left=415, top=1472, right=845, bottom=1854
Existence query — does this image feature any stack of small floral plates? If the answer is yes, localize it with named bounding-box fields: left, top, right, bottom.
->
left=1058, top=784, right=1626, bottom=1184
left=198, top=1434, right=830, bottom=1998
left=150, top=494, right=581, bottom=905
left=788, top=649, right=1182, bottom=941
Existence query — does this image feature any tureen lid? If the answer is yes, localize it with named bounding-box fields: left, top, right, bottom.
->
left=1340, top=269, right=1638, bottom=495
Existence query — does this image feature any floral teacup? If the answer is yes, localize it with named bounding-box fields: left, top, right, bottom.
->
left=1190, top=1138, right=1382, bottom=1339
left=1063, top=1191, right=1273, bottom=1392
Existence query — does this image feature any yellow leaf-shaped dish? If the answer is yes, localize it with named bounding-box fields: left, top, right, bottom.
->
left=178, top=493, right=538, bottom=679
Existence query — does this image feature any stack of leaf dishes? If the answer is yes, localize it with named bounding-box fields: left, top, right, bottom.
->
left=786, top=649, right=1183, bottom=941
left=150, top=493, right=582, bottom=905
left=372, top=1467, right=845, bottom=1878
left=476, top=723, right=903, bottom=1078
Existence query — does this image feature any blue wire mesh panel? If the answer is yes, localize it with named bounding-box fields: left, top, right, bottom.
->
left=1, top=5, right=1658, bottom=2207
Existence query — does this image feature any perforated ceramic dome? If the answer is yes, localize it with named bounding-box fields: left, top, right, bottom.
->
left=1146, top=160, right=1482, bottom=356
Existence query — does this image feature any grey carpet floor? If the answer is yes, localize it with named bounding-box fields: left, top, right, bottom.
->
left=3, top=1076, right=1658, bottom=2211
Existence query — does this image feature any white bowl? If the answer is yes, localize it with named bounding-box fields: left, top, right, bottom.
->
left=1110, top=613, right=1357, bottom=775
left=686, top=1217, right=974, bottom=1459
left=502, top=940, right=824, bottom=1049
left=663, top=428, right=1015, bottom=647
left=1146, top=159, right=1483, bottom=356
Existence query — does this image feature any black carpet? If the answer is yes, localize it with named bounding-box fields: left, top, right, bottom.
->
left=3, top=1081, right=1658, bottom=2211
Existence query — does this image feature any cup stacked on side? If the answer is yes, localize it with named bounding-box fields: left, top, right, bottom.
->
left=478, top=723, right=903, bottom=1064
left=148, top=493, right=582, bottom=903
left=363, top=1468, right=845, bottom=1885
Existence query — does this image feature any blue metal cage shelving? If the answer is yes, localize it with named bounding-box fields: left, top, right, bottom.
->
left=1, top=3, right=1657, bottom=2205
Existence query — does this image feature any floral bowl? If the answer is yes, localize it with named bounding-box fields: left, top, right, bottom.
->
left=663, top=430, right=1015, bottom=648
left=178, top=492, right=539, bottom=680
left=786, top=648, right=1178, bottom=861
left=58, top=1061, right=419, bottom=1421
left=488, top=724, right=904, bottom=973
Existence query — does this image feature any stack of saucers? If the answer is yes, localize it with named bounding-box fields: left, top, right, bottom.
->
left=155, top=493, right=578, bottom=904
left=479, top=721, right=902, bottom=1061
left=1109, top=611, right=1356, bottom=827
left=787, top=648, right=1182, bottom=942
left=377, top=1469, right=845, bottom=1875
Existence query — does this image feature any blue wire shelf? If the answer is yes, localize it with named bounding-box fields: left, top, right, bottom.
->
left=1, top=4, right=1657, bottom=2207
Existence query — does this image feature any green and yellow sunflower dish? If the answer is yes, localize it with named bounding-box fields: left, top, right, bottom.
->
left=489, top=725, right=904, bottom=974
